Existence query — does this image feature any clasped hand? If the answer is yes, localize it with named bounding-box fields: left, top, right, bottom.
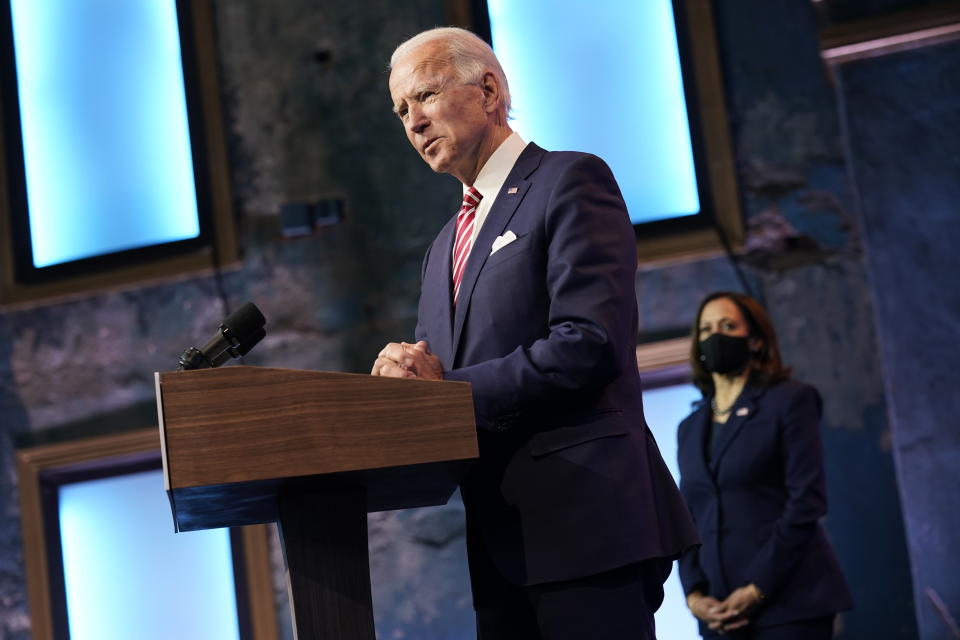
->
left=371, top=340, right=443, bottom=380
left=688, top=584, right=764, bottom=634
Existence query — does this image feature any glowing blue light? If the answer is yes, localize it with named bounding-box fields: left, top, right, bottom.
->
left=9, top=0, right=201, bottom=268
left=59, top=470, right=240, bottom=640
left=487, top=0, right=700, bottom=224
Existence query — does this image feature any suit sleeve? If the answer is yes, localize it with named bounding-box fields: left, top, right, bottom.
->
left=414, top=238, right=435, bottom=344
left=679, top=547, right=709, bottom=597
left=443, top=154, right=636, bottom=430
left=743, top=384, right=828, bottom=596
left=677, top=416, right=710, bottom=596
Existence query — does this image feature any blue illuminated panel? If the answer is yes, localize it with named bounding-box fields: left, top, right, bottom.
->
left=9, top=0, right=200, bottom=268
left=487, top=0, right=700, bottom=225
left=643, top=383, right=702, bottom=639
left=58, top=470, right=240, bottom=640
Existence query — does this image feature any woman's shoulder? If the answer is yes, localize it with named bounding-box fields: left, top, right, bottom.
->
left=760, top=379, right=822, bottom=411
left=677, top=397, right=708, bottom=429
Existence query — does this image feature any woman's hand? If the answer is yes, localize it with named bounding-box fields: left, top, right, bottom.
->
left=708, top=583, right=765, bottom=632
left=686, top=591, right=725, bottom=626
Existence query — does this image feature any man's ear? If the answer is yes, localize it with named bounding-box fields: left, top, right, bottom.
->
left=480, top=71, right=500, bottom=113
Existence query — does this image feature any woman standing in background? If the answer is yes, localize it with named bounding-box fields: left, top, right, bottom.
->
left=677, top=292, right=852, bottom=639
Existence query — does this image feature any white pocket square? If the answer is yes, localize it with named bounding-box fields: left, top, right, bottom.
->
left=490, top=231, right=517, bottom=255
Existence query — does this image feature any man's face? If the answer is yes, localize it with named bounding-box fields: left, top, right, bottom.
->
left=389, top=43, right=492, bottom=184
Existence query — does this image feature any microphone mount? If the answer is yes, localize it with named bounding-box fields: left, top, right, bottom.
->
left=177, top=302, right=266, bottom=371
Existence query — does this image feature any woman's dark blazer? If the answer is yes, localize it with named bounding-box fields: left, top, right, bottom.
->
left=677, top=380, right=852, bottom=631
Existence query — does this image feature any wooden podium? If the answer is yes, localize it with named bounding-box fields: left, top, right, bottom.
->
left=154, top=366, right=478, bottom=639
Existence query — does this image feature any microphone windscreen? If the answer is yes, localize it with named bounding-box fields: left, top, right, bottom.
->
left=236, top=328, right=266, bottom=356
left=223, top=302, right=266, bottom=339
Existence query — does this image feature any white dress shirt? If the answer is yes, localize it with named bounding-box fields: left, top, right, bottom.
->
left=462, top=132, right=527, bottom=246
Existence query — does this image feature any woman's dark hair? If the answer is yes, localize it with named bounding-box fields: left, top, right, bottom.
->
left=690, top=291, right=792, bottom=395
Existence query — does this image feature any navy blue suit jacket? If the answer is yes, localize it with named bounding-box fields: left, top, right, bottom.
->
left=414, top=143, right=698, bottom=590
left=677, top=380, right=853, bottom=630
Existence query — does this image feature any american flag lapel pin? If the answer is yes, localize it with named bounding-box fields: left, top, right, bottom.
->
left=736, top=407, right=749, bottom=417
left=507, top=186, right=518, bottom=194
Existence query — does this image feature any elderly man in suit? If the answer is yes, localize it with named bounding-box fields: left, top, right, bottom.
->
left=372, top=27, right=699, bottom=639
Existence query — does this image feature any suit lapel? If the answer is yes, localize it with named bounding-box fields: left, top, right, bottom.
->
left=709, top=385, right=766, bottom=472
left=451, top=143, right=545, bottom=358
left=424, top=218, right=457, bottom=367
left=686, top=402, right=714, bottom=486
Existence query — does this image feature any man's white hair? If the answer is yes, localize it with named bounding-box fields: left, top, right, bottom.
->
left=390, top=27, right=512, bottom=117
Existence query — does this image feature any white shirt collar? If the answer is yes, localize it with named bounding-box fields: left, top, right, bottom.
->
left=464, top=131, right=527, bottom=201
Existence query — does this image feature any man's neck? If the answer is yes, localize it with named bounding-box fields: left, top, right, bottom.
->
left=458, top=125, right=514, bottom=186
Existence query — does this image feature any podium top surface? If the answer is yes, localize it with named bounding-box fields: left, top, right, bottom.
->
left=156, top=366, right=478, bottom=491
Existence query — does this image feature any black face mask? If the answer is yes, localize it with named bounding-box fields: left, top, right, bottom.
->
left=698, top=333, right=752, bottom=375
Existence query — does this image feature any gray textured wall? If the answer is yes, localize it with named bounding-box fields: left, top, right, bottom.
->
left=665, top=2, right=917, bottom=636
left=836, top=38, right=960, bottom=640
left=712, top=3, right=918, bottom=637
left=0, top=0, right=952, bottom=638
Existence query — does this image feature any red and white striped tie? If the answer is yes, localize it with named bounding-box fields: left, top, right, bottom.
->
left=452, top=187, right=482, bottom=304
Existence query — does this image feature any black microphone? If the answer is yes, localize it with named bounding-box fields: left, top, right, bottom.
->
left=178, top=302, right=267, bottom=371
left=208, top=327, right=266, bottom=367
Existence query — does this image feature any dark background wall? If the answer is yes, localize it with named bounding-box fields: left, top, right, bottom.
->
left=834, top=37, right=960, bottom=640
left=0, top=1, right=955, bottom=638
